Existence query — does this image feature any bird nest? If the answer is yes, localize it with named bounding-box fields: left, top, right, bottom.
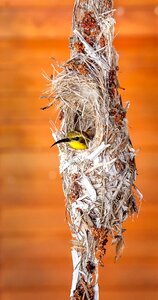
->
left=48, top=56, right=141, bottom=256
left=43, top=0, right=142, bottom=299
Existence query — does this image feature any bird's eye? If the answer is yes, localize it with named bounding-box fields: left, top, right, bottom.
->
left=73, top=137, right=80, bottom=141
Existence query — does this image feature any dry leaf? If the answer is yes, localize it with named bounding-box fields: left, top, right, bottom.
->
left=115, top=237, right=125, bottom=262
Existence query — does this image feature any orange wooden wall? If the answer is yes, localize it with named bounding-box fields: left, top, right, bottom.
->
left=0, top=1, right=158, bottom=299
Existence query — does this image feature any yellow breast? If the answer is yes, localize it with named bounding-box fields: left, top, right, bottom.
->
left=68, top=141, right=88, bottom=150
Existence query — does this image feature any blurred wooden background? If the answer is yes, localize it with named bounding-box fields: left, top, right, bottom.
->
left=0, top=0, right=158, bottom=299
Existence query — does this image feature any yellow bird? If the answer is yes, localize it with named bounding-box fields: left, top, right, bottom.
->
left=51, top=131, right=90, bottom=150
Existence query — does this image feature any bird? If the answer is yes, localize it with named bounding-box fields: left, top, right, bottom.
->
left=51, top=131, right=90, bottom=150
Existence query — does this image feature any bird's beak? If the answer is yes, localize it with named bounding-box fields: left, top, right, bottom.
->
left=50, top=138, right=70, bottom=148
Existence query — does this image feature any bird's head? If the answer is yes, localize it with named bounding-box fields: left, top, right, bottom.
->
left=51, top=131, right=90, bottom=150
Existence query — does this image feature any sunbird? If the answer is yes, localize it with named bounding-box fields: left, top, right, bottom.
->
left=51, top=131, right=90, bottom=150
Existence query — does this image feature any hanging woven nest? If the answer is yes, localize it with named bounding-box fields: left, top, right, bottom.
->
left=42, top=0, right=142, bottom=299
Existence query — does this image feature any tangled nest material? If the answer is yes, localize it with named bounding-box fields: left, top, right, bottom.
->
left=43, top=0, right=142, bottom=299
